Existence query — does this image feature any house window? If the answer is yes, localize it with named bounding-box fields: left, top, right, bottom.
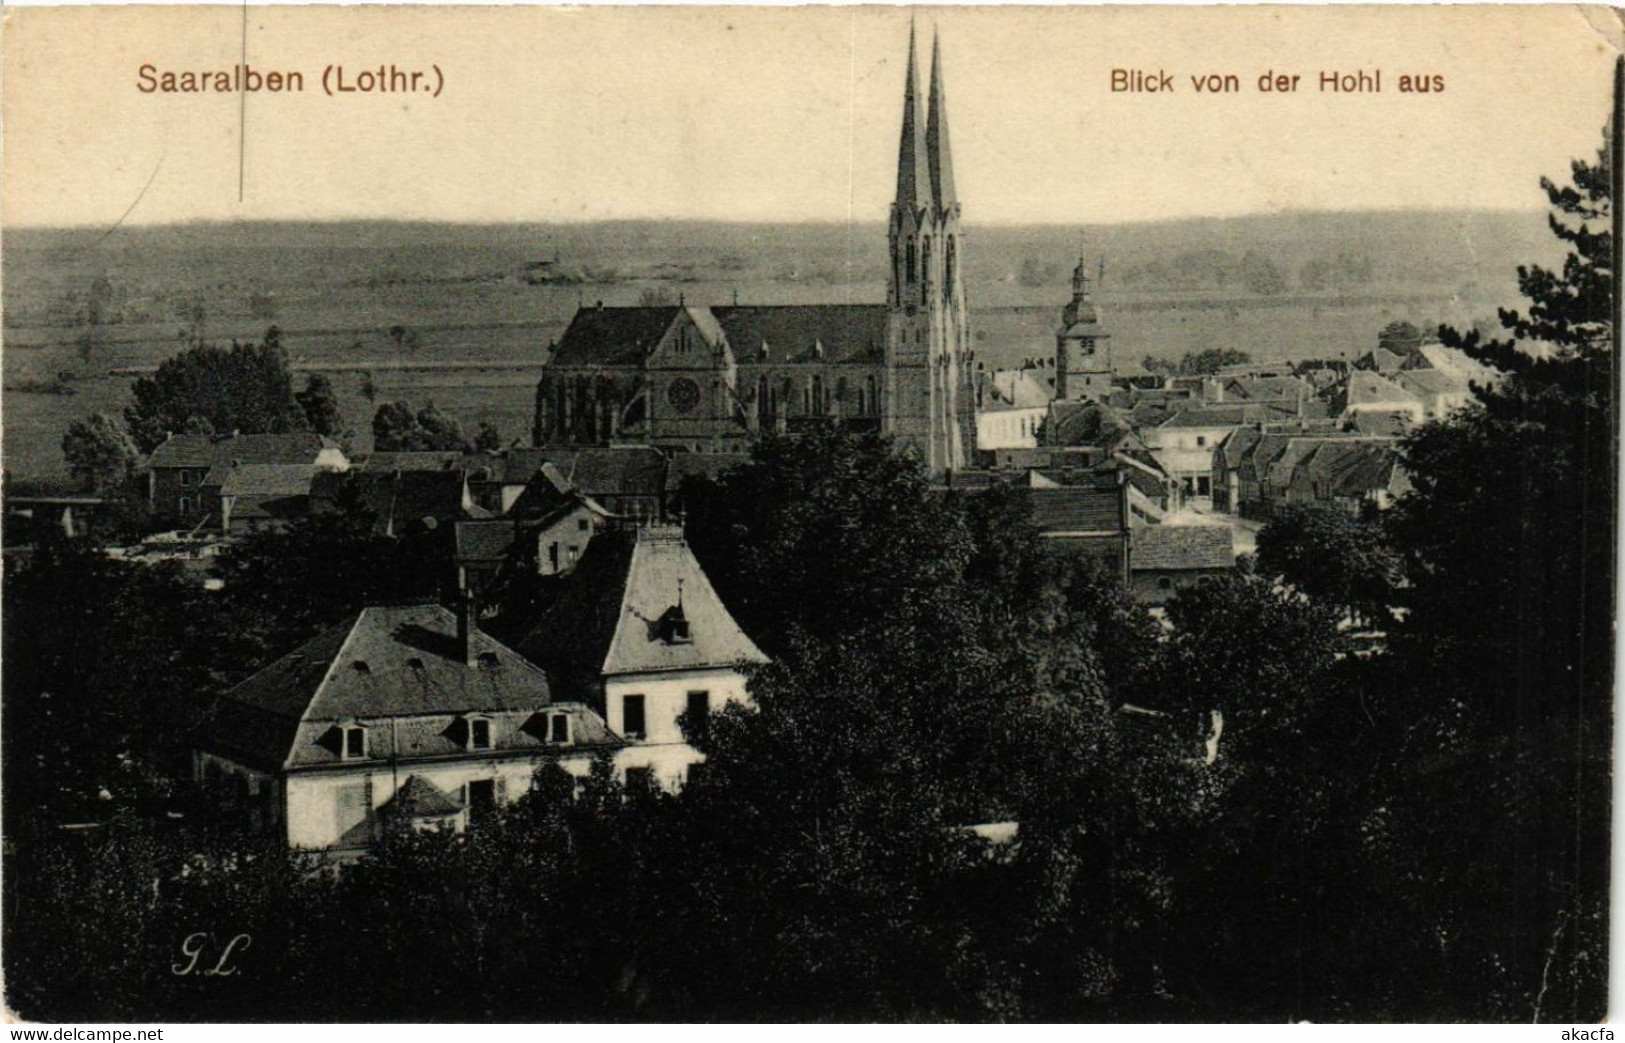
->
left=622, top=695, right=646, bottom=740
left=577, top=518, right=590, bottom=532
left=178, top=497, right=192, bottom=515
left=335, top=783, right=370, bottom=839
left=180, top=471, right=192, bottom=487
left=1196, top=436, right=1207, bottom=447
left=550, top=713, right=571, bottom=744
left=686, top=691, right=710, bottom=741
left=342, top=724, right=367, bottom=760
left=468, top=716, right=492, bottom=751
left=467, top=778, right=496, bottom=822
left=624, top=767, right=655, bottom=795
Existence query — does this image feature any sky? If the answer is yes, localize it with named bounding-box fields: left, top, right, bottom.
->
left=3, top=4, right=1620, bottom=228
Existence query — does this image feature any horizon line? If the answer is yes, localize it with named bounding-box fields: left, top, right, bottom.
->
left=3, top=203, right=1552, bottom=236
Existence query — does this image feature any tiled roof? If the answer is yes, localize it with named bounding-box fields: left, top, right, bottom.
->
left=1160, top=403, right=1295, bottom=429
left=551, top=304, right=888, bottom=369
left=1356, top=348, right=1407, bottom=373
left=455, top=519, right=517, bottom=562
left=1046, top=400, right=1134, bottom=449
left=361, top=451, right=503, bottom=482
left=194, top=604, right=631, bottom=770
left=1394, top=368, right=1467, bottom=397
left=565, top=447, right=668, bottom=500
left=1301, top=442, right=1404, bottom=498
left=501, top=449, right=562, bottom=485
left=666, top=452, right=751, bottom=486
left=220, top=463, right=316, bottom=498
left=1131, top=525, right=1234, bottom=571
left=985, top=370, right=1052, bottom=411
left=145, top=434, right=217, bottom=469
left=551, top=306, right=681, bottom=367
left=716, top=305, right=888, bottom=365
left=149, top=432, right=336, bottom=470
left=311, top=469, right=482, bottom=536
left=1351, top=411, right=1413, bottom=438
left=602, top=530, right=770, bottom=676
left=1347, top=370, right=1422, bottom=409
left=1026, top=481, right=1124, bottom=535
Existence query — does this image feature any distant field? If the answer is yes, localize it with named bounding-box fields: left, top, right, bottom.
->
left=2, top=212, right=1555, bottom=482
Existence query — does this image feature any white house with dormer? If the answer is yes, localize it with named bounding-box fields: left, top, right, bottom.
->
left=517, top=525, right=770, bottom=792
left=191, top=603, right=621, bottom=852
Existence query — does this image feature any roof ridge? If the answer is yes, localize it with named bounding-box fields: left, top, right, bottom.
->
left=286, top=609, right=369, bottom=770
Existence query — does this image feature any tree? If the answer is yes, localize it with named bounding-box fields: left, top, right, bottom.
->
left=680, top=427, right=974, bottom=650
left=1377, top=319, right=1424, bottom=356
left=61, top=413, right=139, bottom=493
left=123, top=330, right=308, bottom=453
left=294, top=373, right=344, bottom=437
left=473, top=421, right=505, bottom=452
left=1256, top=503, right=1403, bottom=625
left=371, top=401, right=470, bottom=452
left=1177, top=348, right=1251, bottom=375
left=1381, top=116, right=1615, bottom=1021
left=387, top=325, right=422, bottom=354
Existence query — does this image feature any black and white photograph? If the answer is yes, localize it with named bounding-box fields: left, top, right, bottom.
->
left=0, top=3, right=1619, bottom=1024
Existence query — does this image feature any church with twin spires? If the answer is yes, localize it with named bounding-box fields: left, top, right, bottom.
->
left=532, top=27, right=978, bottom=473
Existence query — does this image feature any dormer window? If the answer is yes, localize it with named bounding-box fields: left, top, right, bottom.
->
left=342, top=724, right=368, bottom=761
left=657, top=605, right=691, bottom=644
left=549, top=713, right=571, bottom=745
left=467, top=715, right=493, bottom=751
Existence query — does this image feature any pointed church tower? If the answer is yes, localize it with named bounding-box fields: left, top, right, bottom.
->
left=885, top=27, right=974, bottom=473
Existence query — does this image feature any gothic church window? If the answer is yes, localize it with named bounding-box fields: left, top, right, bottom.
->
left=921, top=237, right=932, bottom=296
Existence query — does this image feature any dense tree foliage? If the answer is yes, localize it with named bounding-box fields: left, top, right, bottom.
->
left=60, top=412, right=139, bottom=493
left=1143, top=348, right=1253, bottom=377
left=1378, top=319, right=1425, bottom=356
left=294, top=374, right=345, bottom=437
left=123, top=328, right=309, bottom=453
left=372, top=400, right=471, bottom=452
left=1256, top=502, right=1403, bottom=625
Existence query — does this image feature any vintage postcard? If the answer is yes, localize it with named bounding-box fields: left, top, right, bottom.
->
left=1, top=3, right=1619, bottom=1025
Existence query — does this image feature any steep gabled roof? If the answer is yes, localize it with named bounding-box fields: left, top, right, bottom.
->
left=551, top=306, right=680, bottom=368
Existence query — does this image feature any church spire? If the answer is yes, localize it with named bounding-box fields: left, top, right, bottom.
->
left=926, top=31, right=957, bottom=210
left=894, top=21, right=933, bottom=213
